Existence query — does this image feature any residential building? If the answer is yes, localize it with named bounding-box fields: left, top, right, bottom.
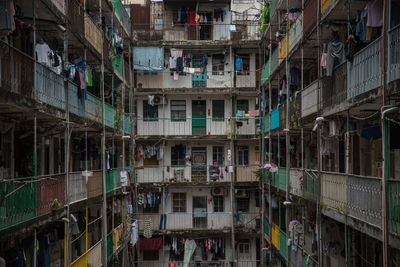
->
left=130, top=0, right=263, bottom=265
left=0, top=0, right=136, bottom=266
left=260, top=0, right=400, bottom=266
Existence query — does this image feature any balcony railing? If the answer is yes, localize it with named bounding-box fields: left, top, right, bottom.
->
left=136, top=117, right=232, bottom=136
left=34, top=63, right=66, bottom=111
left=137, top=212, right=233, bottom=231
left=271, top=167, right=287, bottom=191
left=261, top=59, right=270, bottom=85
left=134, top=261, right=260, bottom=267
left=113, top=54, right=124, bottom=77
left=303, top=169, right=319, bottom=201
left=37, top=174, right=65, bottom=216
left=135, top=165, right=233, bottom=184
left=348, top=36, right=382, bottom=99
left=301, top=80, right=318, bottom=117
left=321, top=172, right=347, bottom=212
left=388, top=25, right=400, bottom=84
left=112, top=0, right=131, bottom=34
left=278, top=35, right=289, bottom=64
left=87, top=170, right=102, bottom=199
left=303, top=0, right=317, bottom=36
left=68, top=0, right=84, bottom=39
left=288, top=14, right=303, bottom=54
left=68, top=81, right=85, bottom=117
left=106, top=168, right=122, bottom=192
left=388, top=179, right=400, bottom=236
left=235, top=212, right=260, bottom=229
left=69, top=172, right=87, bottom=203
left=86, top=92, right=102, bottom=123
left=87, top=241, right=102, bottom=267
left=0, top=178, right=37, bottom=231
left=289, top=91, right=301, bottom=128
left=321, top=0, right=334, bottom=16
left=0, top=41, right=34, bottom=98
left=347, top=174, right=382, bottom=227
left=269, top=0, right=279, bottom=20
left=322, top=62, right=347, bottom=109
left=84, top=14, right=103, bottom=55
left=236, top=165, right=259, bottom=182
left=104, top=103, right=116, bottom=129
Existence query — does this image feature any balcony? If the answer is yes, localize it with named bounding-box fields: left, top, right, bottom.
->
left=87, top=241, right=102, bottom=267
left=301, top=80, right=318, bottom=117
left=388, top=25, right=400, bottom=85
left=112, top=0, right=131, bottom=35
left=322, top=62, right=347, bottom=109
left=34, top=63, right=66, bottom=111
left=106, top=169, right=122, bottom=192
left=269, top=0, right=279, bottom=21
left=84, top=14, right=103, bottom=55
left=87, top=170, right=102, bottom=199
left=124, top=114, right=132, bottom=134
left=271, top=167, right=287, bottom=191
left=68, top=81, right=85, bottom=117
left=69, top=172, right=87, bottom=203
left=321, top=172, right=347, bottom=212
left=347, top=36, right=382, bottom=99
left=288, top=14, right=303, bottom=54
left=278, top=35, right=289, bottom=64
left=0, top=178, right=37, bottom=231
left=388, top=179, right=400, bottom=236
left=236, top=165, right=259, bottom=182
left=270, top=108, right=279, bottom=130
left=104, top=103, right=116, bottom=129
left=303, top=0, right=317, bottom=36
left=289, top=91, right=301, bottom=128
left=0, top=42, right=34, bottom=98
left=235, top=212, right=260, bottom=230
left=86, top=93, right=102, bottom=124
left=112, top=54, right=124, bottom=78
left=135, top=261, right=260, bottom=267
left=37, top=174, right=66, bottom=216
left=264, top=113, right=270, bottom=133
left=136, top=117, right=231, bottom=137
left=68, top=0, right=84, bottom=39
left=270, top=48, right=279, bottom=75
left=135, top=165, right=233, bottom=184
left=137, top=212, right=232, bottom=231
left=261, top=60, right=270, bottom=85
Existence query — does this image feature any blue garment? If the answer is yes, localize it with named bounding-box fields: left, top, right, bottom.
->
left=178, top=8, right=181, bottom=22
left=204, top=16, right=207, bottom=23
left=235, top=57, right=243, bottom=71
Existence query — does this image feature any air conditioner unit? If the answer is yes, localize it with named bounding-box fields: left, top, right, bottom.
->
left=153, top=95, right=167, bottom=105
left=236, top=189, right=249, bottom=198
left=211, top=187, right=224, bottom=196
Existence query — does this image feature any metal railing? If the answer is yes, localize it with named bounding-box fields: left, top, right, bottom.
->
left=104, top=103, right=116, bottom=129
left=288, top=14, right=303, bottom=53
left=348, top=36, right=382, bottom=99
left=136, top=212, right=233, bottom=231
left=68, top=0, right=84, bottom=39
left=135, top=165, right=233, bottom=184
left=106, top=168, right=122, bottom=192
left=69, top=172, right=88, bottom=203
left=34, top=63, right=66, bottom=111
left=303, top=0, right=317, bottom=35
left=322, top=62, right=347, bottom=109
left=68, top=81, right=85, bottom=117
left=235, top=212, right=260, bottom=229
left=301, top=80, right=318, bottom=117
left=87, top=170, right=102, bottom=199
left=388, top=24, right=400, bottom=84
left=0, top=42, right=34, bottom=98
left=86, top=92, right=102, bottom=123
left=84, top=14, right=103, bottom=55
left=388, top=179, right=400, bottom=236
left=136, top=117, right=257, bottom=137
left=133, top=261, right=260, bottom=267
left=320, top=172, right=347, bottom=212
left=112, top=0, right=131, bottom=34
left=236, top=165, right=260, bottom=182
left=37, top=174, right=65, bottom=216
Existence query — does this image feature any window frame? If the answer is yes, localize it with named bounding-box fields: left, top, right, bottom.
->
left=143, top=100, right=158, bottom=121
left=238, top=145, right=249, bottom=166
left=236, top=197, right=250, bottom=212
left=170, top=100, right=186, bottom=122
left=237, top=54, right=250, bottom=76
left=212, top=100, right=225, bottom=121
left=171, top=145, right=186, bottom=166
left=172, top=192, right=186, bottom=213
left=238, top=239, right=250, bottom=254
left=213, top=146, right=224, bottom=166
left=213, top=195, right=224, bottom=212
left=212, top=54, right=225, bottom=75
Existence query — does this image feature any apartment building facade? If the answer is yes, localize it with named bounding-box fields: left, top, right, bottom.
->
left=130, top=0, right=264, bottom=266
left=0, top=0, right=136, bottom=266
left=260, top=0, right=400, bottom=266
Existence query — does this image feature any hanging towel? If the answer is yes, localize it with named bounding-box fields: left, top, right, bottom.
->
left=183, top=240, right=197, bottom=267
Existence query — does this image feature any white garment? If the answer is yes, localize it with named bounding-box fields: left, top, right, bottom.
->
left=35, top=43, right=52, bottom=67
left=130, top=220, right=138, bottom=245
left=170, top=48, right=183, bottom=58
left=169, top=57, right=177, bottom=69
left=51, top=55, right=62, bottom=75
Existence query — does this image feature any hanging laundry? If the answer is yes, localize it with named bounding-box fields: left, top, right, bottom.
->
left=189, top=12, right=196, bottom=25
left=143, top=218, right=153, bottom=238
left=36, top=42, right=52, bottom=67
left=169, top=56, right=177, bottom=70
left=365, top=0, right=383, bottom=27
left=174, top=71, right=179, bottom=80
left=235, top=57, right=242, bottom=71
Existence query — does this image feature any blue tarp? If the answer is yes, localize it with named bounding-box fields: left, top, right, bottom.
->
left=271, top=108, right=279, bottom=130
left=133, top=47, right=164, bottom=71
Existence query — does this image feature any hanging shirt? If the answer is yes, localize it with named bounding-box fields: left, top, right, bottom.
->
left=189, top=12, right=196, bottom=25
left=51, top=55, right=62, bottom=75
left=365, top=0, right=383, bottom=27
left=169, top=57, right=177, bottom=69
left=36, top=43, right=52, bottom=67
left=235, top=57, right=242, bottom=71
left=204, top=16, right=208, bottom=23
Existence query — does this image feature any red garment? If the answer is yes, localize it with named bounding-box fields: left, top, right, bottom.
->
left=139, top=237, right=162, bottom=250
left=189, top=12, right=196, bottom=25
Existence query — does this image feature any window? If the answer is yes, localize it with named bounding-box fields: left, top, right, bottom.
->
left=238, top=239, right=250, bottom=254
left=143, top=100, right=158, bottom=121
left=213, top=196, right=224, bottom=212
left=171, top=145, right=185, bottom=166
left=171, top=100, right=186, bottom=121
left=255, top=191, right=260, bottom=207
left=172, top=193, right=186, bottom=212
left=238, top=146, right=249, bottom=166
left=237, top=54, right=250, bottom=76
left=143, top=250, right=159, bottom=261
left=236, top=197, right=250, bottom=212
left=212, top=100, right=225, bottom=121
left=213, top=146, right=224, bottom=166
left=237, top=99, right=249, bottom=113
left=144, top=156, right=158, bottom=167
left=212, top=54, right=225, bottom=75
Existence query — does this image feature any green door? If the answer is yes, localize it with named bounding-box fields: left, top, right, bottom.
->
left=192, top=100, right=206, bottom=135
